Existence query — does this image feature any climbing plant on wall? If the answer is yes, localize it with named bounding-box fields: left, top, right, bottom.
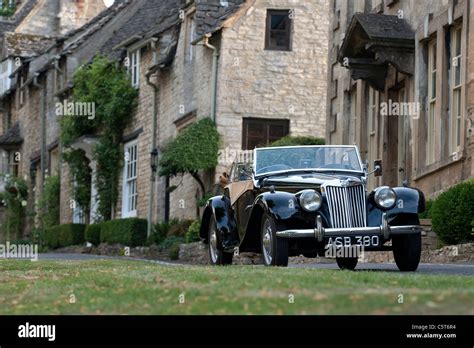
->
left=159, top=118, right=220, bottom=202
left=61, top=55, right=138, bottom=221
left=0, top=175, right=28, bottom=241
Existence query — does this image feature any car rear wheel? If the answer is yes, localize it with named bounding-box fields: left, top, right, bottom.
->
left=260, top=213, right=288, bottom=267
left=392, top=232, right=421, bottom=272
left=336, top=257, right=358, bottom=270
left=208, top=218, right=233, bottom=266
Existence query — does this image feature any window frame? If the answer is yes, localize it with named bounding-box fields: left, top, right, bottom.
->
left=121, top=139, right=139, bottom=218
left=426, top=39, right=437, bottom=165
left=129, top=49, right=140, bottom=89
left=265, top=9, right=293, bottom=51
left=242, top=118, right=290, bottom=150
left=450, top=24, right=463, bottom=154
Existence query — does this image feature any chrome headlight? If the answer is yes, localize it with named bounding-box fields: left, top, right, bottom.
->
left=374, top=186, right=397, bottom=210
left=299, top=190, right=322, bottom=212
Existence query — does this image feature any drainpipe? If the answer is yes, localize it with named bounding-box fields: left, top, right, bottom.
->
left=203, top=33, right=219, bottom=122
left=145, top=38, right=159, bottom=238
left=32, top=73, right=46, bottom=194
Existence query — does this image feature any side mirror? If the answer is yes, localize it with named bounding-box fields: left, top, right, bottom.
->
left=373, top=160, right=383, bottom=177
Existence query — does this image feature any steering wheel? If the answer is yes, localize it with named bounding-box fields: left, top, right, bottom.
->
left=256, top=164, right=293, bottom=175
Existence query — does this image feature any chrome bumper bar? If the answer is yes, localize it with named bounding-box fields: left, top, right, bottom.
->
left=276, top=213, right=421, bottom=242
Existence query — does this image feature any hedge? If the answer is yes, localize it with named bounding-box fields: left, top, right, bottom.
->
left=42, top=224, right=86, bottom=249
left=85, top=224, right=101, bottom=246
left=431, top=181, right=474, bottom=245
left=100, top=218, right=147, bottom=247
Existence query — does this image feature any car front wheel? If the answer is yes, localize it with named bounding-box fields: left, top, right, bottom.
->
left=260, top=213, right=288, bottom=267
left=208, top=218, right=233, bottom=266
left=336, top=257, right=358, bottom=270
left=392, top=232, right=421, bottom=272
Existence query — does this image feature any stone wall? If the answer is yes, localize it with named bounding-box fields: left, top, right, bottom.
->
left=15, top=0, right=106, bottom=36
left=216, top=0, right=329, bottom=175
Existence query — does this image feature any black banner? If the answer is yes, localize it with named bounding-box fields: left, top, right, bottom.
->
left=0, top=315, right=472, bottom=347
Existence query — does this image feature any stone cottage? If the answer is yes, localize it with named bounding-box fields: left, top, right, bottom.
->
left=327, top=0, right=474, bottom=196
left=0, top=0, right=329, bottom=237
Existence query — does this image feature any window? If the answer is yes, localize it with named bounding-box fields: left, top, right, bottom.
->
left=450, top=25, right=463, bottom=154
left=348, top=86, right=357, bottom=145
left=129, top=49, right=140, bottom=88
left=55, top=59, right=66, bottom=92
left=72, top=179, right=86, bottom=224
left=242, top=118, right=289, bottom=150
left=367, top=87, right=379, bottom=190
left=122, top=140, right=138, bottom=218
left=265, top=10, right=292, bottom=51
left=427, top=40, right=437, bottom=165
left=19, top=74, right=25, bottom=107
left=0, top=59, right=13, bottom=95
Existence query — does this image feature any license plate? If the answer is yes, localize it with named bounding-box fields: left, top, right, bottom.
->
left=326, top=235, right=380, bottom=248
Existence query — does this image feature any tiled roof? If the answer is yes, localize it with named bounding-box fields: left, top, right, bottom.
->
left=100, top=0, right=183, bottom=60
left=3, top=32, right=56, bottom=59
left=352, top=13, right=415, bottom=42
left=194, top=0, right=246, bottom=38
left=0, top=122, right=22, bottom=147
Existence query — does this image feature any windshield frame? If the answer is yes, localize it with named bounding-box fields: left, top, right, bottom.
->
left=253, top=145, right=365, bottom=179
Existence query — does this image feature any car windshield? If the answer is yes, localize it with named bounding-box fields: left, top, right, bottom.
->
left=254, top=146, right=363, bottom=177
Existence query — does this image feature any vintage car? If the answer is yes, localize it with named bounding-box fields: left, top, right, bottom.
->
left=200, top=145, right=425, bottom=271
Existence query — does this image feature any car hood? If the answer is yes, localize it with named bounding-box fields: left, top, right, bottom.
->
left=262, top=172, right=364, bottom=187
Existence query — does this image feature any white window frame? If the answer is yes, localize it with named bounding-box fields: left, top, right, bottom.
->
left=0, top=59, right=13, bottom=96
left=129, top=49, right=140, bottom=89
left=121, top=140, right=138, bottom=218
left=427, top=39, right=437, bottom=165
left=367, top=86, right=378, bottom=190
left=349, top=86, right=357, bottom=145
left=450, top=25, right=463, bottom=155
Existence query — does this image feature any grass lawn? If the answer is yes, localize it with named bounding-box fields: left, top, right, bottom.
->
left=0, top=259, right=473, bottom=315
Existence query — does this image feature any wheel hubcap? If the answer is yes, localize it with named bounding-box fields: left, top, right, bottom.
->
left=209, top=221, right=218, bottom=263
left=262, top=219, right=273, bottom=265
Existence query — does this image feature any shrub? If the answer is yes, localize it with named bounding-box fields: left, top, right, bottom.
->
left=160, top=236, right=184, bottom=250
left=85, top=224, right=101, bottom=246
left=160, top=236, right=184, bottom=260
left=37, top=176, right=60, bottom=229
left=151, top=219, right=178, bottom=245
left=431, top=181, right=474, bottom=245
left=168, top=220, right=194, bottom=237
left=269, top=136, right=326, bottom=147
left=0, top=175, right=28, bottom=241
left=169, top=243, right=180, bottom=260
left=100, top=218, right=147, bottom=247
left=419, top=200, right=433, bottom=219
left=185, top=220, right=201, bottom=243
left=42, top=224, right=86, bottom=249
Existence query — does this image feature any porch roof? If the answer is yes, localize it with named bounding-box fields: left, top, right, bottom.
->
left=338, top=13, right=415, bottom=90
left=0, top=122, right=23, bottom=149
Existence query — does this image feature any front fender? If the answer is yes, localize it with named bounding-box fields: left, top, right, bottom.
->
left=368, top=187, right=425, bottom=226
left=200, top=196, right=238, bottom=248
left=253, top=191, right=299, bottom=221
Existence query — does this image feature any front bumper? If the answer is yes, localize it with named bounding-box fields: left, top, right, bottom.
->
left=276, top=213, right=421, bottom=242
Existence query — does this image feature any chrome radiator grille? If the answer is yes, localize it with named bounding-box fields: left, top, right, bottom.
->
left=325, top=185, right=367, bottom=228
